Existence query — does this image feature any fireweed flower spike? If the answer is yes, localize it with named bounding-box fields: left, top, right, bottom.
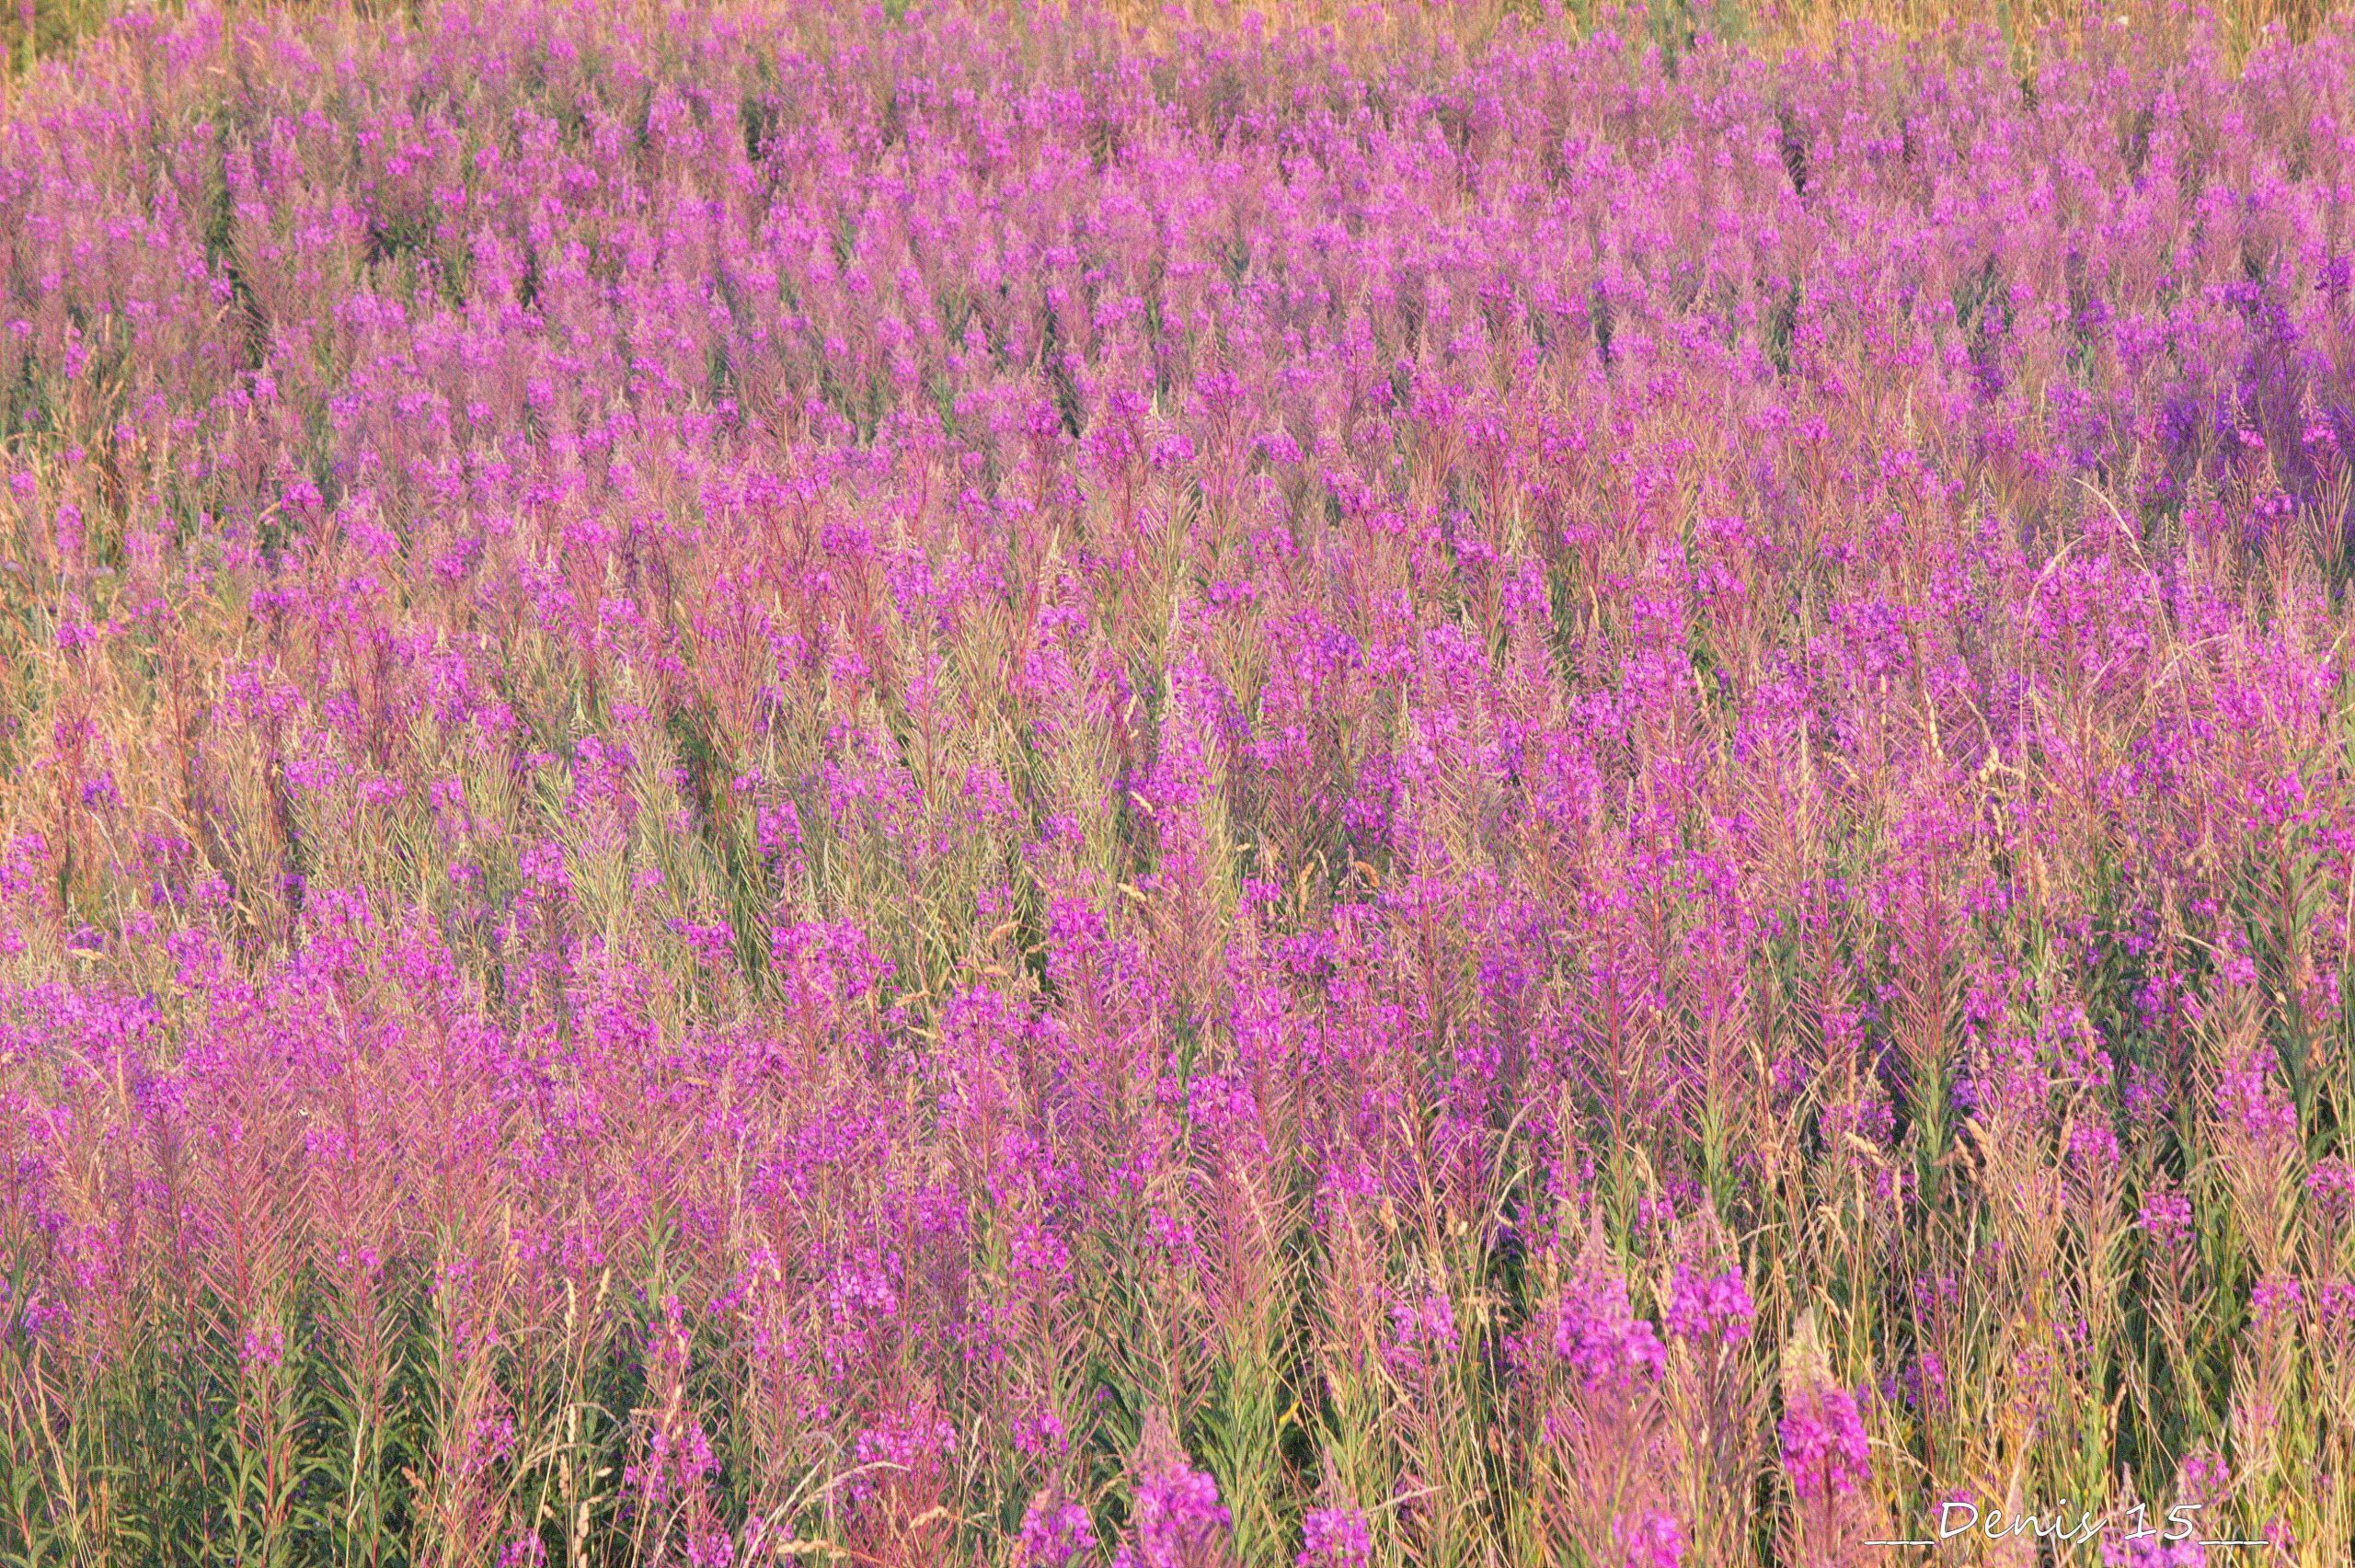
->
left=1778, top=1311, right=1874, bottom=1565
left=1118, top=1410, right=1236, bottom=1568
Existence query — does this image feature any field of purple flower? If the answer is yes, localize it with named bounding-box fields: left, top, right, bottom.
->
left=3, top=1, right=2354, bottom=1562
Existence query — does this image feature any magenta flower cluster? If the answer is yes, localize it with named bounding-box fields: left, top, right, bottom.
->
left=1665, top=1264, right=1757, bottom=1349
left=1778, top=1383, right=1872, bottom=1505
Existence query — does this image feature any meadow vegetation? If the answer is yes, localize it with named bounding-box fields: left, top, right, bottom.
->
left=3, top=1, right=2355, bottom=1563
